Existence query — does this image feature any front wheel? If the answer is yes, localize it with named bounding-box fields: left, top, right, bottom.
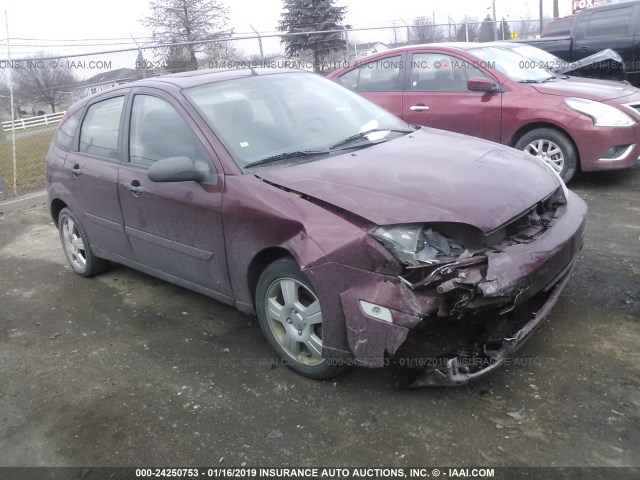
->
left=255, top=257, right=344, bottom=380
left=514, top=128, right=577, bottom=183
left=58, top=207, right=109, bottom=277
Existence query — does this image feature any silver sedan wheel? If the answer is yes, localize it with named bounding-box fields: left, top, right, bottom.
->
left=264, top=278, right=324, bottom=366
left=523, top=139, right=564, bottom=174
left=61, top=216, right=87, bottom=272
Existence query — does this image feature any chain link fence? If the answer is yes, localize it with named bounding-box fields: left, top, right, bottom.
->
left=0, top=18, right=543, bottom=199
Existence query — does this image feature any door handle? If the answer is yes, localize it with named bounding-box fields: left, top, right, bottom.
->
left=578, top=46, right=589, bottom=52
left=410, top=105, right=430, bottom=111
left=125, top=180, right=145, bottom=195
left=69, top=164, right=82, bottom=176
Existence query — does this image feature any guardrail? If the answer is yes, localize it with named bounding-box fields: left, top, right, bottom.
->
left=2, top=111, right=65, bottom=132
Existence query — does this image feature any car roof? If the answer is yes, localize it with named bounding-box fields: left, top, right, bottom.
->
left=371, top=42, right=495, bottom=56
left=484, top=42, right=526, bottom=49
left=69, top=67, right=309, bottom=111
left=138, top=67, right=307, bottom=89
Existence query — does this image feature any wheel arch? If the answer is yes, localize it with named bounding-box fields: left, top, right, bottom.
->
left=508, top=122, right=580, bottom=166
left=50, top=198, right=68, bottom=225
left=247, top=246, right=295, bottom=306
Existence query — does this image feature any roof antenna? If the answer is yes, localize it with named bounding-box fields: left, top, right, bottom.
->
left=229, top=56, right=258, bottom=75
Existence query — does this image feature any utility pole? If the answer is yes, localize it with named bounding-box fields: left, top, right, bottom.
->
left=553, top=0, right=559, bottom=18
left=492, top=0, right=498, bottom=41
left=5, top=10, right=17, bottom=197
left=540, top=0, right=544, bottom=35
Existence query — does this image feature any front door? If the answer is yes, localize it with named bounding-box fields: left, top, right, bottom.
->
left=402, top=52, right=502, bottom=143
left=117, top=89, right=232, bottom=297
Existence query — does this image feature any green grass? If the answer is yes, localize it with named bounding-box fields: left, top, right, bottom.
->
left=0, top=128, right=56, bottom=196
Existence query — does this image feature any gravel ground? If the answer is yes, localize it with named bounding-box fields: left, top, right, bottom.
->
left=0, top=169, right=638, bottom=477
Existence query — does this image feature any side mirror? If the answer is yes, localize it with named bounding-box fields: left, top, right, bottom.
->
left=467, top=77, right=498, bottom=92
left=147, top=156, right=210, bottom=183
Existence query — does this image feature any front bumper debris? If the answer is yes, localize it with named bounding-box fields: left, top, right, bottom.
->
left=306, top=191, right=587, bottom=386
left=403, top=261, right=574, bottom=387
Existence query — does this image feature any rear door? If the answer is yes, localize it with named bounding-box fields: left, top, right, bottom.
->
left=335, top=54, right=405, bottom=117
left=117, top=87, right=232, bottom=298
left=63, top=90, right=133, bottom=258
left=402, top=52, right=502, bottom=143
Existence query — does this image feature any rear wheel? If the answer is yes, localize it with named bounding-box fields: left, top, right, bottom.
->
left=255, top=257, right=344, bottom=380
left=515, top=128, right=577, bottom=182
left=58, top=208, right=109, bottom=277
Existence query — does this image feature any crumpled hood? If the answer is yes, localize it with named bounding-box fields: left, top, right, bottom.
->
left=532, top=76, right=639, bottom=101
left=258, top=129, right=561, bottom=233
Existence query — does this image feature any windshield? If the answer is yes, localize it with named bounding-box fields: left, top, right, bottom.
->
left=183, top=72, right=411, bottom=168
left=511, top=45, right=562, bottom=65
left=469, top=46, right=555, bottom=82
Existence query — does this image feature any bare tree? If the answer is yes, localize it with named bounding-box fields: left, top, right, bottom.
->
left=141, top=0, right=232, bottom=72
left=456, top=17, right=480, bottom=42
left=409, top=17, right=445, bottom=45
left=202, top=39, right=245, bottom=68
left=0, top=81, right=13, bottom=121
left=515, top=16, right=540, bottom=40
left=12, top=58, right=77, bottom=113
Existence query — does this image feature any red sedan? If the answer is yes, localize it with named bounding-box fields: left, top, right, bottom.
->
left=46, top=69, right=587, bottom=386
left=328, top=43, right=640, bottom=182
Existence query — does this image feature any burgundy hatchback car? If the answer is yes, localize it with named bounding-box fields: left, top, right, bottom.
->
left=46, top=69, right=587, bottom=386
left=328, top=43, right=640, bottom=182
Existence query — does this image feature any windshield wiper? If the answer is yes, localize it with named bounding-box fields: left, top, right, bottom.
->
left=329, top=128, right=416, bottom=151
left=243, top=150, right=330, bottom=169
left=519, top=77, right=556, bottom=84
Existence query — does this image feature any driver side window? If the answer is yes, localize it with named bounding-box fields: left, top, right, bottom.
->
left=129, top=95, right=211, bottom=170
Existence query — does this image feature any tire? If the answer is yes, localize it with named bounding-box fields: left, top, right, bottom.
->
left=255, top=257, right=345, bottom=380
left=514, top=128, right=578, bottom=183
left=58, top=207, right=109, bottom=277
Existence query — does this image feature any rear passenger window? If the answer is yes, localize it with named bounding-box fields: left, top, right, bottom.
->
left=339, top=56, right=403, bottom=92
left=586, top=7, right=633, bottom=37
left=53, top=110, right=82, bottom=151
left=79, top=96, right=125, bottom=159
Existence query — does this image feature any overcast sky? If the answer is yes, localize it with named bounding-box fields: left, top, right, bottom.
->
left=1, top=0, right=574, bottom=57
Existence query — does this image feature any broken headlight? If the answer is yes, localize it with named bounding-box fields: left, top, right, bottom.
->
left=369, top=224, right=472, bottom=266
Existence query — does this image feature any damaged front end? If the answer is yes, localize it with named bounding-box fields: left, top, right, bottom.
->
left=554, top=49, right=628, bottom=83
left=343, top=186, right=587, bottom=387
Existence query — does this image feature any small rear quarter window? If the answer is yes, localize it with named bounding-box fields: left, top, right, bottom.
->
left=53, top=110, right=82, bottom=151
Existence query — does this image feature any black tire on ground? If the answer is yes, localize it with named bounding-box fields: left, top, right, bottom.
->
left=514, top=128, right=578, bottom=183
left=255, top=257, right=345, bottom=380
left=57, top=207, right=109, bottom=277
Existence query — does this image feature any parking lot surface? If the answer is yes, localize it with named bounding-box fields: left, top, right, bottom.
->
left=0, top=169, right=639, bottom=471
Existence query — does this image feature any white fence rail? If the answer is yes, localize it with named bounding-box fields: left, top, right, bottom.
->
left=2, top=111, right=65, bottom=132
